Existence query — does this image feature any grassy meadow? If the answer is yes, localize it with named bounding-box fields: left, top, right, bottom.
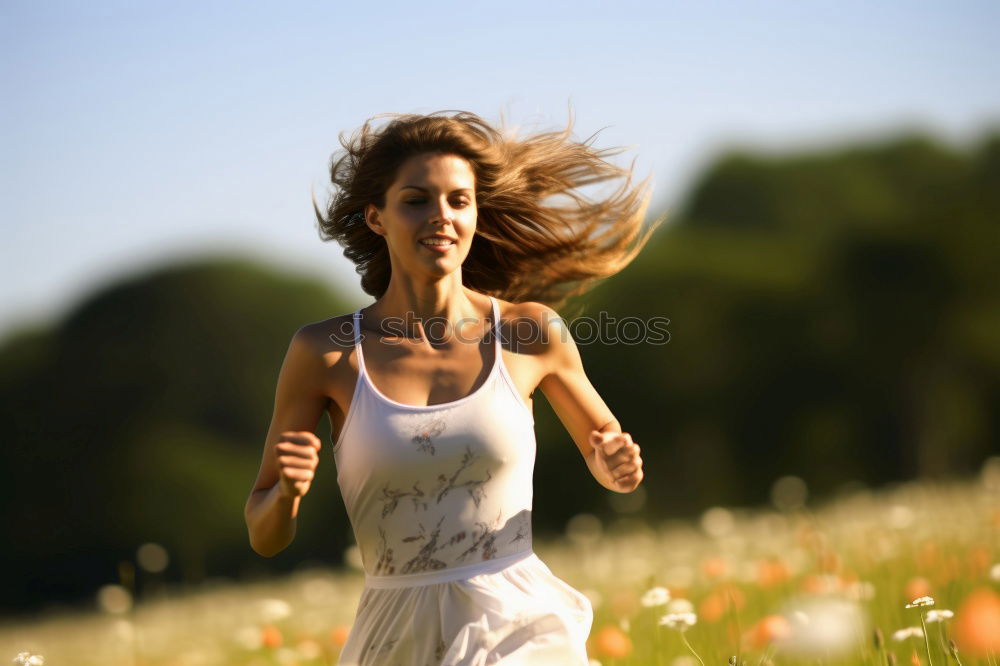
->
left=4, top=463, right=999, bottom=666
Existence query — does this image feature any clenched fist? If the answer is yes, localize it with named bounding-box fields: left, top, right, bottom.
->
left=589, top=430, right=643, bottom=492
left=275, top=431, right=321, bottom=499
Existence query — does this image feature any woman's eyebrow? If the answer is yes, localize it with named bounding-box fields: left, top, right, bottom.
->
left=399, top=185, right=473, bottom=193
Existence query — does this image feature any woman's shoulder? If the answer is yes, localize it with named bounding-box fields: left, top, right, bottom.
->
left=291, top=312, right=358, bottom=361
left=498, top=298, right=559, bottom=320
left=498, top=298, right=565, bottom=328
left=495, top=298, right=567, bottom=355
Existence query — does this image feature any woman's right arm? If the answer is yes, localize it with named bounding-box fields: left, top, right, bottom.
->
left=244, top=325, right=332, bottom=557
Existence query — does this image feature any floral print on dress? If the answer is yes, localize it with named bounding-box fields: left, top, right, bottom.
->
left=368, top=446, right=538, bottom=573
left=432, top=445, right=492, bottom=507
left=376, top=442, right=492, bottom=520
left=400, top=514, right=472, bottom=573
left=409, top=413, right=447, bottom=455
left=456, top=510, right=503, bottom=562
left=434, top=636, right=447, bottom=661
left=510, top=520, right=529, bottom=545
left=373, top=526, right=396, bottom=575
left=378, top=480, right=427, bottom=518
left=366, top=636, right=398, bottom=657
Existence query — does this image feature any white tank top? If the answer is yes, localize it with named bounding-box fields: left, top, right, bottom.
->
left=332, top=296, right=537, bottom=587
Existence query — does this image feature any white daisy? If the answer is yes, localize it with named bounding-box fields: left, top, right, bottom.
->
left=892, top=626, right=923, bottom=641
left=659, top=611, right=698, bottom=631
left=924, top=609, right=954, bottom=623
left=640, top=586, right=671, bottom=608
left=904, top=595, right=935, bottom=608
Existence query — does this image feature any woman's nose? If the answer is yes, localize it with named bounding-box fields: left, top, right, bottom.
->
left=429, top=199, right=456, bottom=223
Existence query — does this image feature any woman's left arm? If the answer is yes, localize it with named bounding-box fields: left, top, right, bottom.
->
left=527, top=303, right=644, bottom=493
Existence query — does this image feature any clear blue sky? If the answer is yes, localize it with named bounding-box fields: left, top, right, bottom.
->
left=2, top=0, right=998, bottom=338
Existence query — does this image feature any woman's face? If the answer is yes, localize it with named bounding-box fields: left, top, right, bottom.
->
left=366, top=151, right=477, bottom=280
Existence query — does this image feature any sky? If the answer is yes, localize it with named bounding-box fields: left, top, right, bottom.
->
left=2, top=0, right=998, bottom=339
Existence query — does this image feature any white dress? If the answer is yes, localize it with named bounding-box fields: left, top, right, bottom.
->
left=331, top=296, right=593, bottom=665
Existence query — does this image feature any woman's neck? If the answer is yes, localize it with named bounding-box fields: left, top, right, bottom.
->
left=364, top=275, right=489, bottom=345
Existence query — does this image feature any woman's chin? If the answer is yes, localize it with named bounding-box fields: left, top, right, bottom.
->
left=414, top=256, right=462, bottom=276
left=420, top=250, right=466, bottom=268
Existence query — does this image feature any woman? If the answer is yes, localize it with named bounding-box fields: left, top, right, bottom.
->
left=245, top=110, right=661, bottom=665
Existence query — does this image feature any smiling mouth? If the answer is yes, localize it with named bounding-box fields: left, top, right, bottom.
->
left=419, top=239, right=456, bottom=250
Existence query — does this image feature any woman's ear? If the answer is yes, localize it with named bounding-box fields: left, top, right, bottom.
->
left=365, top=203, right=386, bottom=237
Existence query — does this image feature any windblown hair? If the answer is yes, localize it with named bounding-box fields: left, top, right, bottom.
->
left=313, top=108, right=665, bottom=312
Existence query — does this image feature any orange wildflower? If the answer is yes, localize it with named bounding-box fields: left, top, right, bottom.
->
left=261, top=624, right=282, bottom=649
left=747, top=614, right=792, bottom=650
left=903, top=576, right=933, bottom=603
left=699, top=584, right=746, bottom=622
left=953, top=587, right=1000, bottom=656
left=330, top=625, right=351, bottom=647
left=702, top=556, right=728, bottom=580
left=589, top=625, right=633, bottom=659
left=756, top=558, right=790, bottom=588
left=904, top=577, right=932, bottom=604
left=699, top=592, right=727, bottom=623
left=800, top=573, right=840, bottom=595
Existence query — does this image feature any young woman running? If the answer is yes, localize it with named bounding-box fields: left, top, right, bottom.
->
left=245, top=109, right=660, bottom=665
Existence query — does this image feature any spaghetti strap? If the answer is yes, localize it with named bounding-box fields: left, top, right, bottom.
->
left=488, top=295, right=501, bottom=359
left=352, top=308, right=369, bottom=376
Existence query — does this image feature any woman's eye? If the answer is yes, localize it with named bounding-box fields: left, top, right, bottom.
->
left=405, top=198, right=470, bottom=207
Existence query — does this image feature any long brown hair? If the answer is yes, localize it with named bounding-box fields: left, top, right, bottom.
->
left=313, top=108, right=665, bottom=313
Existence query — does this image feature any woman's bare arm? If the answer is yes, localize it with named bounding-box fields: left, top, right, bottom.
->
left=529, top=303, right=644, bottom=492
left=244, top=325, right=332, bottom=557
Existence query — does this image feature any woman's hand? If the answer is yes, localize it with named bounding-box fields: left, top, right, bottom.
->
left=589, top=430, right=643, bottom=492
left=275, top=431, right=322, bottom=499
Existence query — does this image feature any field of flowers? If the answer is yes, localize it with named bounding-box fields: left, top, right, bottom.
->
left=4, top=459, right=999, bottom=666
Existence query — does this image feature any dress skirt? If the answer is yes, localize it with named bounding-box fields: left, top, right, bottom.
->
left=336, top=549, right=594, bottom=665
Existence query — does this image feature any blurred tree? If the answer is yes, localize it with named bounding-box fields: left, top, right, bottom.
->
left=0, top=257, right=353, bottom=615
left=533, top=128, right=1000, bottom=524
